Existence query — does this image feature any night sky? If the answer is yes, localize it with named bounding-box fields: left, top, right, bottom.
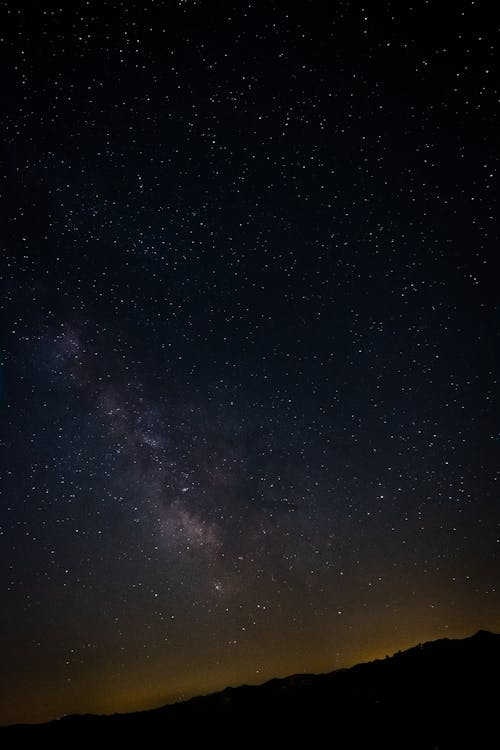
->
left=1, top=0, right=499, bottom=726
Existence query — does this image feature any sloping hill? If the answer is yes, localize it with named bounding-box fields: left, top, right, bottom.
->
left=2, top=630, right=499, bottom=747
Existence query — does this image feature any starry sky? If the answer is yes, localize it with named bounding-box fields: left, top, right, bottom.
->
left=1, top=0, right=499, bottom=726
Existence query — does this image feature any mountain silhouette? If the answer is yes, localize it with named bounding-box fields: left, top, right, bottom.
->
left=2, top=630, right=498, bottom=747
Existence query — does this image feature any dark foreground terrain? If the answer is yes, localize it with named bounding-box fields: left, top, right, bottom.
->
left=2, top=630, right=499, bottom=747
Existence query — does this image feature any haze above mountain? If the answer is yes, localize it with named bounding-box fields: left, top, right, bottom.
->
left=2, top=630, right=498, bottom=747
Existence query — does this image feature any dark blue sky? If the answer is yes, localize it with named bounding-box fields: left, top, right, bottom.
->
left=0, top=0, right=498, bottom=725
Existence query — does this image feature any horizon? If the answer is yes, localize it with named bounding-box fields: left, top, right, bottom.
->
left=2, top=627, right=497, bottom=727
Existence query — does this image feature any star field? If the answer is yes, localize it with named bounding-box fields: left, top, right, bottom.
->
left=0, top=0, right=499, bottom=725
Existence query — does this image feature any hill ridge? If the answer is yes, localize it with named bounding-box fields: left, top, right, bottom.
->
left=2, top=630, right=499, bottom=747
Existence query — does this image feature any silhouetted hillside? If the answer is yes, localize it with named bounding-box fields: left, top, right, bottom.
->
left=2, top=630, right=499, bottom=747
